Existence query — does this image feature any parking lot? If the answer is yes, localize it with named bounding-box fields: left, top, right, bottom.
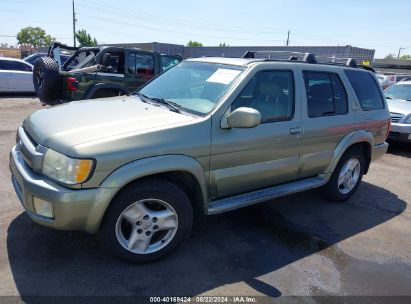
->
left=0, top=95, right=410, bottom=299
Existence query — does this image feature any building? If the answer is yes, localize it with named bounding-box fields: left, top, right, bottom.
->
left=373, top=59, right=411, bottom=74
left=105, top=42, right=375, bottom=64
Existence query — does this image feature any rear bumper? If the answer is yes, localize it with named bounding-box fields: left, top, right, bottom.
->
left=371, top=142, right=389, bottom=162
left=9, top=145, right=117, bottom=233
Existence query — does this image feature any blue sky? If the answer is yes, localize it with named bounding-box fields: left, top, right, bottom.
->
left=1, top=0, right=410, bottom=58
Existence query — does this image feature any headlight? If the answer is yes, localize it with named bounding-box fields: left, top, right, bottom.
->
left=405, top=115, right=411, bottom=124
left=42, top=149, right=94, bottom=185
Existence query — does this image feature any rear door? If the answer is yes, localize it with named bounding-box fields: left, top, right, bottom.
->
left=298, top=67, right=360, bottom=178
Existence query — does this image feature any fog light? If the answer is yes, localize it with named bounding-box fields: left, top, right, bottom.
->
left=33, top=197, right=54, bottom=218
left=408, top=134, right=411, bottom=140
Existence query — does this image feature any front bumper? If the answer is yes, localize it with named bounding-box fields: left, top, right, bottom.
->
left=9, top=145, right=117, bottom=233
left=388, top=123, right=411, bottom=142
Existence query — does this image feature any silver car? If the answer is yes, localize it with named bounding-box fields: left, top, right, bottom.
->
left=385, top=81, right=411, bottom=142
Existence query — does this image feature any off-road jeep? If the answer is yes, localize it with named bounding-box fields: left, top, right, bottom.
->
left=10, top=52, right=390, bottom=262
left=33, top=43, right=181, bottom=105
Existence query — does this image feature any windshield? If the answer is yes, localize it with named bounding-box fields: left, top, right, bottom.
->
left=385, top=84, right=411, bottom=101
left=137, top=61, right=245, bottom=115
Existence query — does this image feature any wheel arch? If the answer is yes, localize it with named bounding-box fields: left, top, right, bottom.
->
left=87, top=155, right=209, bottom=233
left=325, top=130, right=373, bottom=179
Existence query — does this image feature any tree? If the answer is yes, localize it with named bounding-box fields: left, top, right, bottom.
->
left=384, top=53, right=395, bottom=59
left=16, top=27, right=54, bottom=48
left=219, top=42, right=229, bottom=47
left=75, top=29, right=98, bottom=47
left=400, top=54, right=411, bottom=60
left=186, top=40, right=203, bottom=47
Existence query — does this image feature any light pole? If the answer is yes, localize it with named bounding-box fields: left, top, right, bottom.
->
left=398, top=47, right=406, bottom=58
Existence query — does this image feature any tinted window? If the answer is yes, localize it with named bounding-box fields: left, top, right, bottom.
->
left=0, top=60, right=32, bottom=71
left=345, top=70, right=384, bottom=110
left=161, top=55, right=181, bottom=72
left=303, top=72, right=348, bottom=117
left=128, top=53, right=154, bottom=77
left=232, top=70, right=294, bottom=123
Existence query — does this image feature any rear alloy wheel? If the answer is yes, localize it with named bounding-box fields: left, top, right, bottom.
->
left=325, top=146, right=364, bottom=202
left=98, top=179, right=193, bottom=262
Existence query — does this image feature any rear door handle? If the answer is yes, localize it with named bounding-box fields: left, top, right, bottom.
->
left=290, top=127, right=301, bottom=135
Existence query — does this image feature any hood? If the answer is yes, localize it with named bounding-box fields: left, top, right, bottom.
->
left=386, top=99, right=411, bottom=115
left=23, top=96, right=197, bottom=153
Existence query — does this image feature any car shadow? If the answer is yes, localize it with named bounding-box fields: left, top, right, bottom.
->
left=7, top=182, right=406, bottom=298
left=387, top=141, right=411, bottom=158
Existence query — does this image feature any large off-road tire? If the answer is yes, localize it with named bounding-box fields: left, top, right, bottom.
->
left=33, top=57, right=60, bottom=105
left=98, top=179, right=193, bottom=263
left=324, top=146, right=365, bottom=202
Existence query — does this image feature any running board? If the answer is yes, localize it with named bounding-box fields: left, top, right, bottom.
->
left=207, top=177, right=327, bottom=215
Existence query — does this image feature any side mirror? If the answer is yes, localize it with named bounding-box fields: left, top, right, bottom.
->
left=226, top=107, right=261, bottom=128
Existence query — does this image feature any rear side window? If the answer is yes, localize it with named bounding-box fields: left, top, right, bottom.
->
left=303, top=71, right=348, bottom=118
left=345, top=70, right=384, bottom=110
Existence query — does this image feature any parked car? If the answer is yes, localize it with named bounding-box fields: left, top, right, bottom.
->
left=381, top=74, right=411, bottom=89
left=24, top=52, right=70, bottom=66
left=385, top=80, right=411, bottom=142
left=376, top=74, right=390, bottom=89
left=0, top=57, right=34, bottom=92
left=33, top=43, right=182, bottom=105
left=10, top=53, right=389, bottom=262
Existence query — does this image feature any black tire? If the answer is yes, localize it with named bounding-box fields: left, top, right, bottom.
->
left=325, top=146, right=365, bottom=202
left=98, top=179, right=193, bottom=263
left=33, top=57, right=60, bottom=105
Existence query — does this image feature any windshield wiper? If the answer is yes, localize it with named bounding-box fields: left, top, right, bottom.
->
left=137, top=93, right=182, bottom=113
left=385, top=96, right=393, bottom=99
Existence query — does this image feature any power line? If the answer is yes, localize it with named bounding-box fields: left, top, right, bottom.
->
left=76, top=12, right=285, bottom=43
left=77, top=0, right=287, bottom=35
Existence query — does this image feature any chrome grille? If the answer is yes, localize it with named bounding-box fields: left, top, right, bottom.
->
left=390, top=112, right=405, bottom=123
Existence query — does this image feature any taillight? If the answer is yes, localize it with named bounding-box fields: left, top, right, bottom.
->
left=66, top=77, right=78, bottom=91
left=386, top=118, right=391, bottom=139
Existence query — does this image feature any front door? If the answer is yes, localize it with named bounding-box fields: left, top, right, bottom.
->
left=126, top=51, right=156, bottom=91
left=210, top=69, right=302, bottom=199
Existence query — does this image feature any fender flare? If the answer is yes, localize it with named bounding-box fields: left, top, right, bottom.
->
left=324, top=130, right=374, bottom=179
left=83, top=83, right=129, bottom=99
left=85, top=155, right=209, bottom=232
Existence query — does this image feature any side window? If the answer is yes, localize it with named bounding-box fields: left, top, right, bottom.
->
left=303, top=71, right=348, bottom=118
left=345, top=70, right=384, bottom=111
left=128, top=53, right=154, bottom=77
left=330, top=73, right=348, bottom=114
left=232, top=70, right=294, bottom=123
left=0, top=60, right=32, bottom=71
left=161, top=55, right=181, bottom=72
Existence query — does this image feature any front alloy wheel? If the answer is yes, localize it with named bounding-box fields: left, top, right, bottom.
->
left=98, top=179, right=193, bottom=262
left=115, top=199, right=178, bottom=254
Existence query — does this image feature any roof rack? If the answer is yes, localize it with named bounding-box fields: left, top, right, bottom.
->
left=242, top=50, right=360, bottom=68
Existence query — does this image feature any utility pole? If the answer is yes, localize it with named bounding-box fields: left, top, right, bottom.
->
left=397, top=47, right=406, bottom=58
left=286, top=29, right=290, bottom=46
left=72, top=0, right=76, bottom=47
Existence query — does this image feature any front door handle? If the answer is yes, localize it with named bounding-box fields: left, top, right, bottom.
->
left=290, top=127, right=301, bottom=135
